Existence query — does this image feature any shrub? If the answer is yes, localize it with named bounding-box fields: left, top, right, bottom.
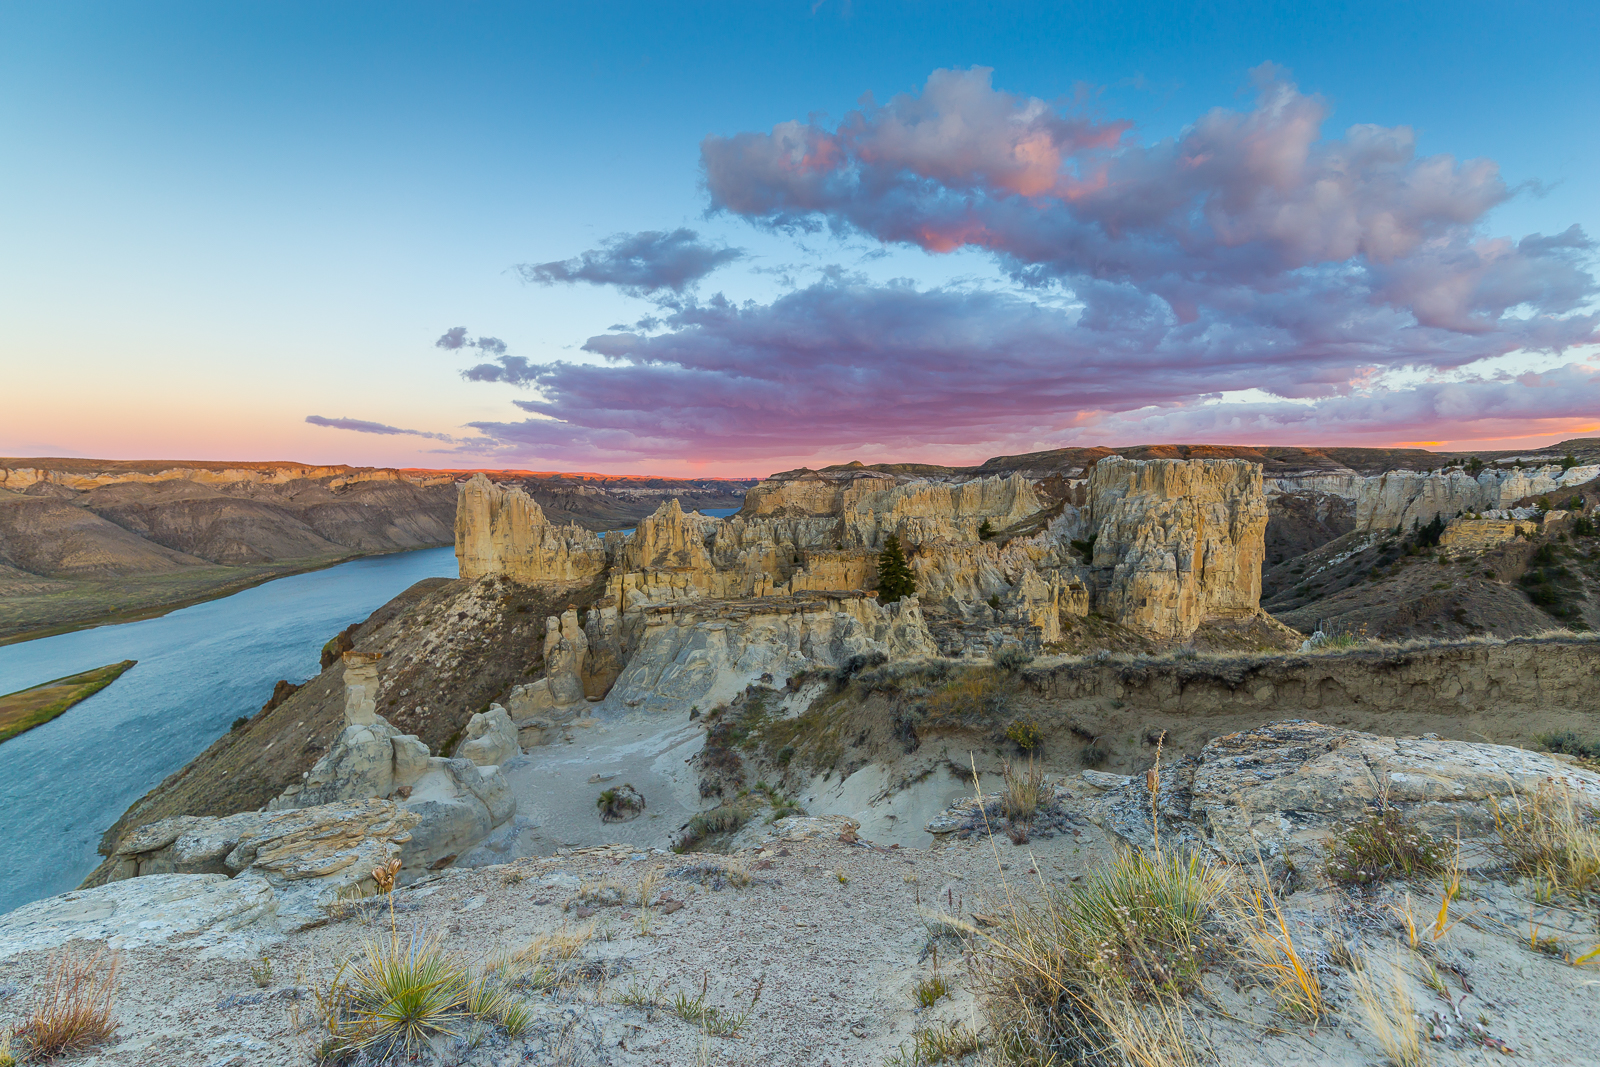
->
left=15, top=949, right=120, bottom=1060
left=1081, top=744, right=1108, bottom=767
left=1005, top=719, right=1043, bottom=752
left=672, top=800, right=753, bottom=853
left=979, top=518, right=995, bottom=540
left=231, top=716, right=249, bottom=731
left=994, top=646, right=1034, bottom=671
left=1323, top=806, right=1448, bottom=886
left=1537, top=731, right=1600, bottom=760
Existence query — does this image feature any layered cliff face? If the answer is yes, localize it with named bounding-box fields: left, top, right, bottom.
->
left=455, top=472, right=606, bottom=584
left=457, top=456, right=1285, bottom=734
left=1349, top=464, right=1597, bottom=532
left=1087, top=458, right=1268, bottom=638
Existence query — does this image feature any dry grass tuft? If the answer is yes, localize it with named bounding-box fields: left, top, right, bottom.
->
left=1492, top=779, right=1600, bottom=899
left=1228, top=870, right=1324, bottom=1019
left=15, top=949, right=120, bottom=1060
left=1000, top=757, right=1050, bottom=823
left=1351, top=959, right=1430, bottom=1067
left=635, top=868, right=661, bottom=908
left=976, top=848, right=1224, bottom=1065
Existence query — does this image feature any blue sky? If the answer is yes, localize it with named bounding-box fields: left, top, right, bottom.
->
left=1, top=1, right=1595, bottom=475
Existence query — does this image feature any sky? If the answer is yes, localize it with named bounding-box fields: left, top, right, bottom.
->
left=1, top=1, right=1596, bottom=478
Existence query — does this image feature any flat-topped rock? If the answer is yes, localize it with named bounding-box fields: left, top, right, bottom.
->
left=0, top=874, right=275, bottom=959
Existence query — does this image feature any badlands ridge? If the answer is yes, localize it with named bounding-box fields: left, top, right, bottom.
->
left=0, top=444, right=1598, bottom=1065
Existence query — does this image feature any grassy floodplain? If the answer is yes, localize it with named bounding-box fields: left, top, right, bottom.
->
left=0, top=660, right=136, bottom=744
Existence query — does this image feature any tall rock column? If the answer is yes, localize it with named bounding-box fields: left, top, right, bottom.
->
left=1087, top=457, right=1268, bottom=639
left=454, top=473, right=606, bottom=584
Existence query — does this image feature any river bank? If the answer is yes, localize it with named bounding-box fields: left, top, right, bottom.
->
left=0, top=546, right=459, bottom=913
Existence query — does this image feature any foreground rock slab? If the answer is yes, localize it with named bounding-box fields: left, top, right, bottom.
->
left=0, top=874, right=275, bottom=959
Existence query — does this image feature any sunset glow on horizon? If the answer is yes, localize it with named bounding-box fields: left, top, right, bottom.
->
left=2, top=2, right=1596, bottom=478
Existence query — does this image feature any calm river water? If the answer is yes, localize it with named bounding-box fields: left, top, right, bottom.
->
left=0, top=547, right=459, bottom=914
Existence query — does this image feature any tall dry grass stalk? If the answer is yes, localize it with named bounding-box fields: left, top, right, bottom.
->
left=1492, top=779, right=1600, bottom=898
left=15, top=949, right=120, bottom=1059
left=1229, top=864, right=1324, bottom=1019
left=1351, top=960, right=1429, bottom=1067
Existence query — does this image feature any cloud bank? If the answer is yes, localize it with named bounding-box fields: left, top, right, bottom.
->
left=305, top=415, right=458, bottom=443
left=457, top=67, right=1597, bottom=467
left=517, top=229, right=743, bottom=299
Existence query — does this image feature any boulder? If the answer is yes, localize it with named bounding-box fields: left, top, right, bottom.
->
left=457, top=703, right=521, bottom=766
left=98, top=799, right=419, bottom=932
left=0, top=874, right=277, bottom=959
left=1091, top=720, right=1600, bottom=870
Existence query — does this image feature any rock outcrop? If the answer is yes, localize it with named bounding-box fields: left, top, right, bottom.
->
left=1089, top=719, right=1600, bottom=870
left=455, top=473, right=606, bottom=584
left=457, top=704, right=521, bottom=766
left=98, top=799, right=419, bottom=931
left=1087, top=458, right=1268, bottom=638
left=1438, top=515, right=1541, bottom=553
left=1354, top=464, right=1599, bottom=532
left=460, top=458, right=1284, bottom=680
left=270, top=653, right=516, bottom=871
left=0, top=873, right=278, bottom=958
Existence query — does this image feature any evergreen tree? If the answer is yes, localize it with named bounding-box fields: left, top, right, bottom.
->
left=876, top=534, right=916, bottom=603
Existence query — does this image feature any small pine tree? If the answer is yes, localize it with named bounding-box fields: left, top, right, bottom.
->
left=1561, top=453, right=1578, bottom=471
left=876, top=534, right=916, bottom=603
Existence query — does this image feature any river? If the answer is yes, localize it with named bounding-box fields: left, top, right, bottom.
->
left=0, top=507, right=745, bottom=915
left=0, top=547, right=459, bottom=914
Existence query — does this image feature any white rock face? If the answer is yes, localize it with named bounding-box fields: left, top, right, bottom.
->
left=1087, top=457, right=1268, bottom=638
left=100, top=799, right=419, bottom=931
left=601, top=594, right=938, bottom=716
left=457, top=704, right=521, bottom=766
left=454, top=472, right=606, bottom=583
left=1354, top=464, right=1599, bottom=532
left=269, top=654, right=517, bottom=869
left=0, top=874, right=277, bottom=959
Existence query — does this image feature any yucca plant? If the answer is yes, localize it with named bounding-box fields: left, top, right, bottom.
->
left=323, top=931, right=469, bottom=1060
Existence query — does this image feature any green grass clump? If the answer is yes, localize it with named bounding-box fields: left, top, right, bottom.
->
left=1538, top=731, right=1600, bottom=760
left=885, top=1019, right=983, bottom=1065
left=912, top=974, right=951, bottom=1008
left=316, top=930, right=532, bottom=1063
left=1323, top=806, right=1448, bottom=886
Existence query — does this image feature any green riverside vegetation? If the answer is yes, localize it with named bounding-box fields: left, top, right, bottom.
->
left=0, top=660, right=137, bottom=744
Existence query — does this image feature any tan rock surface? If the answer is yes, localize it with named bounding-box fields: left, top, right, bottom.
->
left=1087, top=457, right=1268, bottom=638
left=454, top=472, right=605, bottom=584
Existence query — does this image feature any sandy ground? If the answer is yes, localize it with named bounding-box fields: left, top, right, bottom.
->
left=4, top=798, right=1599, bottom=1067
